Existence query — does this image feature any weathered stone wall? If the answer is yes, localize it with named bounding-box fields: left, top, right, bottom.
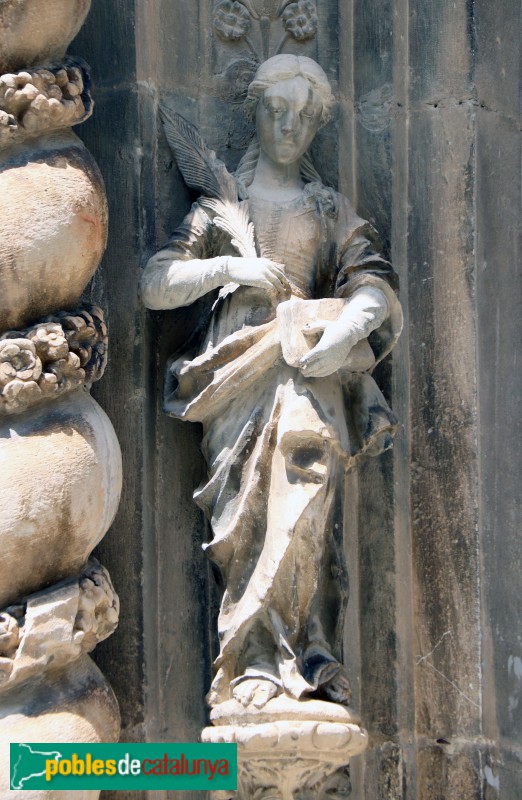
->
left=345, top=1, right=521, bottom=798
left=74, top=0, right=521, bottom=798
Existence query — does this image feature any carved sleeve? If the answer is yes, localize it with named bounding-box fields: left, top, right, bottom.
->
left=141, top=202, right=226, bottom=310
left=333, top=196, right=403, bottom=364
left=335, top=216, right=396, bottom=298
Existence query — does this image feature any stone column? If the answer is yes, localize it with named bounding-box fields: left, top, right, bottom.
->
left=0, top=2, right=122, bottom=797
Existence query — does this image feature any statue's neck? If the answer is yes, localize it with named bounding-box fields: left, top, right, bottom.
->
left=249, top=152, right=304, bottom=201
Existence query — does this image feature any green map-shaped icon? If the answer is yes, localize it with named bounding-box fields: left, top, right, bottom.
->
left=11, top=743, right=62, bottom=789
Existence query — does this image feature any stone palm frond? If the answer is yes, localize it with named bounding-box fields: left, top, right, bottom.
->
left=160, top=107, right=238, bottom=202
left=199, top=197, right=256, bottom=258
left=160, top=107, right=258, bottom=301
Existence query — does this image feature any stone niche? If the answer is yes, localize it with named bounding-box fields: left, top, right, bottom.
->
left=140, top=5, right=403, bottom=794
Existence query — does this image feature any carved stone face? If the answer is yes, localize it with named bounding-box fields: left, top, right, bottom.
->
left=256, top=75, right=323, bottom=166
left=317, top=767, right=352, bottom=799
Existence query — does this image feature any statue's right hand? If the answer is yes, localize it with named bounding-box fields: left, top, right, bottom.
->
left=222, top=256, right=290, bottom=294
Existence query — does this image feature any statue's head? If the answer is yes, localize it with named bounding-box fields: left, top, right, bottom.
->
left=244, top=55, right=336, bottom=129
left=237, top=55, right=335, bottom=186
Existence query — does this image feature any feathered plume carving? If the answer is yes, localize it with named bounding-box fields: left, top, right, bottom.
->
left=160, top=107, right=257, bottom=300
left=198, top=197, right=256, bottom=258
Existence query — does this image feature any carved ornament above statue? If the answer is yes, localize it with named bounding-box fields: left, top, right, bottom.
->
left=213, top=0, right=318, bottom=103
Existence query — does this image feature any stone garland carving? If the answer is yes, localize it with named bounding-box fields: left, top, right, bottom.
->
left=143, top=53, right=402, bottom=798
left=0, top=58, right=92, bottom=145
left=0, top=2, right=122, bottom=797
left=0, top=560, right=118, bottom=689
left=0, top=304, right=107, bottom=414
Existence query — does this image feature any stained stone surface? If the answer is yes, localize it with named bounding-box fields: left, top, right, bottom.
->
left=0, top=131, right=107, bottom=330
left=0, top=0, right=92, bottom=73
left=0, top=388, right=122, bottom=609
left=0, top=654, right=120, bottom=799
left=0, top=3, right=121, bottom=799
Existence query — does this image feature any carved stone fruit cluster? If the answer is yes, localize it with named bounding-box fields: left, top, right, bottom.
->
left=0, top=305, right=108, bottom=414
left=0, top=611, right=20, bottom=659
left=74, top=560, right=120, bottom=653
left=0, top=60, right=91, bottom=144
left=51, top=305, right=108, bottom=378
left=0, top=560, right=119, bottom=683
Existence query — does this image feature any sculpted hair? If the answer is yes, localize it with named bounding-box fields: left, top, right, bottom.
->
left=243, top=54, right=336, bottom=126
left=237, top=55, right=334, bottom=191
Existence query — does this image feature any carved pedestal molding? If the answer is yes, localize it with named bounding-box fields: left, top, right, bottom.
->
left=0, top=2, right=122, bottom=797
left=203, top=698, right=367, bottom=799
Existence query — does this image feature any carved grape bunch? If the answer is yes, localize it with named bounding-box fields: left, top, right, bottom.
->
left=0, top=60, right=91, bottom=144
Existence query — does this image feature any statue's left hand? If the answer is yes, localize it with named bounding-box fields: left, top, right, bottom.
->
left=299, top=287, right=389, bottom=377
left=299, top=318, right=357, bottom=378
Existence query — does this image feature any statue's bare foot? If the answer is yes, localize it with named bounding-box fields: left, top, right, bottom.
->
left=321, top=672, right=352, bottom=705
left=233, top=678, right=278, bottom=709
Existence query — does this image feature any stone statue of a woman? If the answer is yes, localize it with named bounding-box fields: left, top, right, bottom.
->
left=142, top=54, right=402, bottom=715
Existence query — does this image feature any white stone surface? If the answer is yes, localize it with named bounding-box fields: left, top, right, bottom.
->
left=0, top=389, right=122, bottom=607
left=0, top=131, right=107, bottom=330
left=0, top=654, right=119, bottom=800
left=0, top=0, right=92, bottom=73
left=143, top=55, right=402, bottom=713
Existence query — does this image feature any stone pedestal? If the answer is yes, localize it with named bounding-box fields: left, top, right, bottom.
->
left=203, top=698, right=368, bottom=799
